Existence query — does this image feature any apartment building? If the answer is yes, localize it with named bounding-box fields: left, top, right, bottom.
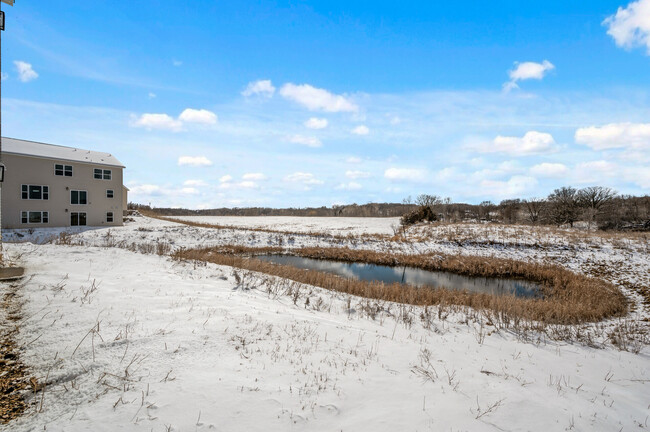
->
left=1, top=137, right=126, bottom=229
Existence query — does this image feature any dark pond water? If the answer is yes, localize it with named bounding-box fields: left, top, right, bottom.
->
left=256, top=254, right=540, bottom=298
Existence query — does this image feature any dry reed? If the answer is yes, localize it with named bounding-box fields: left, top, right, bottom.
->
left=173, top=245, right=627, bottom=325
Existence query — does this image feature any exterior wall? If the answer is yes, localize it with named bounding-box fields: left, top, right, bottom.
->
left=1, top=153, right=124, bottom=229
left=122, top=186, right=129, bottom=215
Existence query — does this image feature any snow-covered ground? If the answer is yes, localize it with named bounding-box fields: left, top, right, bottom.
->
left=168, top=215, right=401, bottom=236
left=1, top=215, right=649, bottom=431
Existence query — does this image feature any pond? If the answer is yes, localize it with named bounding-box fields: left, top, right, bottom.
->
left=255, top=254, right=541, bottom=298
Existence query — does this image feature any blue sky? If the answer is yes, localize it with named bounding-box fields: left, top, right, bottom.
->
left=2, top=0, right=650, bottom=208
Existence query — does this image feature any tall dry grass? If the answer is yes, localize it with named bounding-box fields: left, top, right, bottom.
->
left=174, top=245, right=627, bottom=325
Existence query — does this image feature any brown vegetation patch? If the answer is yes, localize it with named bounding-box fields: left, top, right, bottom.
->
left=174, top=245, right=627, bottom=325
left=0, top=283, right=29, bottom=423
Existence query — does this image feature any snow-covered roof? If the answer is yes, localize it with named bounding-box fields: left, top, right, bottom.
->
left=1, top=137, right=125, bottom=168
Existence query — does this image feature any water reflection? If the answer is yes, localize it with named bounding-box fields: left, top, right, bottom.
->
left=255, top=254, right=539, bottom=298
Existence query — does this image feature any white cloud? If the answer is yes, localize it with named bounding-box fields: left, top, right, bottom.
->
left=219, top=175, right=233, bottom=183
left=604, top=0, right=650, bottom=54
left=304, top=117, right=328, bottom=129
left=346, top=156, right=362, bottom=164
left=183, top=179, right=208, bottom=187
left=177, top=156, right=213, bottom=167
left=173, top=59, right=183, bottom=67
left=335, top=182, right=362, bottom=191
left=480, top=175, right=539, bottom=197
left=133, top=113, right=183, bottom=132
left=279, top=83, right=358, bottom=112
left=288, top=134, right=322, bottom=148
left=497, top=160, right=523, bottom=173
left=242, top=79, right=276, bottom=97
left=574, top=160, right=619, bottom=183
left=351, top=125, right=370, bottom=135
left=14, top=61, right=39, bottom=82
left=574, top=122, right=650, bottom=150
left=384, top=167, right=428, bottom=183
left=129, top=184, right=163, bottom=195
left=504, top=60, right=554, bottom=90
left=238, top=181, right=259, bottom=189
left=284, top=172, right=324, bottom=185
left=477, top=131, right=556, bottom=156
left=133, top=108, right=216, bottom=131
left=242, top=173, right=268, bottom=181
left=219, top=180, right=259, bottom=190
left=180, top=187, right=199, bottom=195
left=624, top=165, right=650, bottom=188
left=1, top=73, right=8, bottom=81
left=179, top=108, right=218, bottom=125
left=529, top=162, right=569, bottom=178
left=148, top=92, right=157, bottom=99
left=345, top=170, right=371, bottom=179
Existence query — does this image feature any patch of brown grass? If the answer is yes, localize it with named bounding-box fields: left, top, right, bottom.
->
left=174, top=245, right=627, bottom=325
left=0, top=283, right=29, bottom=424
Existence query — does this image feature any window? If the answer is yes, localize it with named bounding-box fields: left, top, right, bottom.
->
left=71, top=190, right=88, bottom=205
left=107, top=212, right=114, bottom=223
left=21, top=185, right=49, bottom=200
left=94, top=168, right=111, bottom=180
left=21, top=211, right=48, bottom=224
left=106, top=189, right=114, bottom=198
left=30, top=185, right=42, bottom=200
left=71, top=212, right=87, bottom=226
left=55, top=164, right=73, bottom=176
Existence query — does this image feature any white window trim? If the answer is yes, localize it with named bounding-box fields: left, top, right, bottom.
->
left=21, top=211, right=49, bottom=224
left=94, top=168, right=112, bottom=180
left=70, top=212, right=87, bottom=227
left=70, top=190, right=88, bottom=205
left=54, top=163, right=73, bottom=177
left=106, top=189, right=114, bottom=198
left=21, top=184, right=49, bottom=200
left=106, top=212, right=114, bottom=223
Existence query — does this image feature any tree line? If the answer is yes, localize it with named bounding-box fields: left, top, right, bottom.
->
left=130, top=186, right=649, bottom=231
left=401, top=186, right=649, bottom=231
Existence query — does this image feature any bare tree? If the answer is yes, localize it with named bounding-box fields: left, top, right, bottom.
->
left=522, top=198, right=545, bottom=225
left=547, top=187, right=581, bottom=227
left=499, top=199, right=521, bottom=224
left=478, top=201, right=495, bottom=221
left=577, top=186, right=617, bottom=228
left=416, top=194, right=442, bottom=208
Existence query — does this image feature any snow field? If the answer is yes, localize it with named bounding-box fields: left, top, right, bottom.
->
left=1, top=215, right=649, bottom=431
left=167, top=215, right=401, bottom=236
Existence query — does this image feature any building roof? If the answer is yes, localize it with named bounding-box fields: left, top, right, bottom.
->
left=1, top=137, right=125, bottom=168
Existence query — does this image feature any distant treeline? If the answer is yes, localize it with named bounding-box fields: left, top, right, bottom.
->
left=130, top=202, right=418, bottom=218
left=130, top=186, right=650, bottom=231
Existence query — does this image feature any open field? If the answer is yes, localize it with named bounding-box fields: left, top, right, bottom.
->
left=167, top=215, right=401, bottom=236
left=1, top=215, right=649, bottom=431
